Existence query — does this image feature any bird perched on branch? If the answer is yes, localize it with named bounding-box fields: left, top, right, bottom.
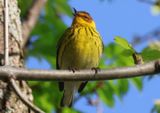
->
left=56, top=8, right=103, bottom=107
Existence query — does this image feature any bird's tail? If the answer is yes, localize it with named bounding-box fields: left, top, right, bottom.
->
left=60, top=89, right=74, bottom=107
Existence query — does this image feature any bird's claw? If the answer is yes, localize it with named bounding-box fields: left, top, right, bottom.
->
left=91, top=67, right=100, bottom=74
left=68, top=67, right=79, bottom=73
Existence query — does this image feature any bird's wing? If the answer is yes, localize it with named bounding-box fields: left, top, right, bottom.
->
left=78, top=81, right=88, bottom=93
left=56, top=27, right=72, bottom=91
left=56, top=27, right=72, bottom=69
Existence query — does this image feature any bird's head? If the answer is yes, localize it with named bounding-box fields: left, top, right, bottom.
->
left=72, top=8, right=96, bottom=28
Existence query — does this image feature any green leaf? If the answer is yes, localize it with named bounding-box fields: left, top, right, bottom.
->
left=62, top=108, right=81, bottom=113
left=121, top=49, right=134, bottom=56
left=30, top=81, right=61, bottom=112
left=54, top=0, right=72, bottom=16
left=104, top=43, right=134, bottom=67
left=142, top=47, right=160, bottom=61
left=131, top=77, right=143, bottom=91
left=81, top=81, right=97, bottom=94
left=115, top=80, right=129, bottom=99
left=114, top=36, right=135, bottom=53
left=18, top=0, right=32, bottom=18
left=97, top=82, right=114, bottom=107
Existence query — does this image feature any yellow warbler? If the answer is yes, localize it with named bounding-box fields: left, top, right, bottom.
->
left=56, top=9, right=103, bottom=107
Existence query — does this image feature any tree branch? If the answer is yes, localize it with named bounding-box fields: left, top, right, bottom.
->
left=9, top=77, right=45, bottom=113
left=0, top=60, right=159, bottom=81
left=4, top=0, right=9, bottom=65
left=22, top=0, right=47, bottom=47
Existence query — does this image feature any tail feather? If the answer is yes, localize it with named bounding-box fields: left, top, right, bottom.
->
left=60, top=90, right=74, bottom=107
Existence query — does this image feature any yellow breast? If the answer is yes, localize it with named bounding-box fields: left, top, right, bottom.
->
left=58, top=26, right=103, bottom=69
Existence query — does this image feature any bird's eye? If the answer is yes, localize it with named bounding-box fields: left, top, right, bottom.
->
left=83, top=16, right=88, bottom=19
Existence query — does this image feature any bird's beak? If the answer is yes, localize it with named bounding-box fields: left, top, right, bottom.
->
left=72, top=8, right=77, bottom=16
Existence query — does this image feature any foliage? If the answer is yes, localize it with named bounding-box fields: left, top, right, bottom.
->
left=18, top=0, right=33, bottom=18
left=19, top=0, right=72, bottom=112
left=18, top=0, right=160, bottom=113
left=114, top=36, right=135, bottom=53
left=152, top=100, right=160, bottom=113
left=151, top=0, right=160, bottom=15
left=26, top=0, right=72, bottom=68
left=142, top=46, right=160, bottom=62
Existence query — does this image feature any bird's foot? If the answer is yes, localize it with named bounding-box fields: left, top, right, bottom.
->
left=91, top=67, right=100, bottom=74
left=68, top=67, right=79, bottom=73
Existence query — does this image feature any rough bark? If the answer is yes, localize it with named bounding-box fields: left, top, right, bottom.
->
left=0, top=0, right=33, bottom=112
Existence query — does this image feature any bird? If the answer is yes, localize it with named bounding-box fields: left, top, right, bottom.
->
left=56, top=8, right=103, bottom=107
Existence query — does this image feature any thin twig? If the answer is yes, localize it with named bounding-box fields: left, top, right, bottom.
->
left=0, top=60, right=159, bottom=81
left=4, top=0, right=9, bottom=65
left=9, top=77, right=45, bottom=113
left=22, top=0, right=47, bottom=47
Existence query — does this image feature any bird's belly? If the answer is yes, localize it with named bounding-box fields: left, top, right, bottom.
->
left=61, top=38, right=100, bottom=69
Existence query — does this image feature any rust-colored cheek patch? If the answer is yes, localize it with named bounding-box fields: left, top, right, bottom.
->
left=85, top=18, right=92, bottom=23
